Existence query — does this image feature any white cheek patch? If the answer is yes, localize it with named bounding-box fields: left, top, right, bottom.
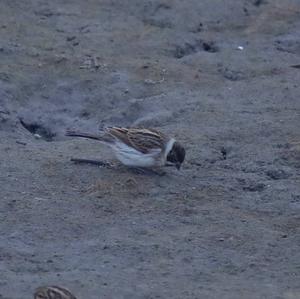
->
left=165, top=138, right=175, bottom=159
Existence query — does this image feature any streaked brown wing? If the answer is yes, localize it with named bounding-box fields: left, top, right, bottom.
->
left=105, top=127, right=132, bottom=147
left=51, top=286, right=77, bottom=299
left=128, top=128, right=166, bottom=153
left=106, top=127, right=166, bottom=154
left=34, top=286, right=77, bottom=299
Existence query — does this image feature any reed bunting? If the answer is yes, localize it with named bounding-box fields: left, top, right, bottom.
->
left=66, top=127, right=185, bottom=170
left=34, top=286, right=77, bottom=299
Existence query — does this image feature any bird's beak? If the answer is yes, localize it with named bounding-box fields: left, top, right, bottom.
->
left=176, top=163, right=181, bottom=170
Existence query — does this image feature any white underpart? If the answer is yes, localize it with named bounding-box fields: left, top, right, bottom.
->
left=112, top=141, right=163, bottom=167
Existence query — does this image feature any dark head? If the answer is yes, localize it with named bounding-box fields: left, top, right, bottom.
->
left=167, top=141, right=186, bottom=170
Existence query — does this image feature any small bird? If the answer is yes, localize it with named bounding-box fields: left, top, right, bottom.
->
left=66, top=127, right=185, bottom=170
left=34, top=286, right=77, bottom=299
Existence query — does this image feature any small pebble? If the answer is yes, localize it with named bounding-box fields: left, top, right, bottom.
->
left=66, top=36, right=76, bottom=42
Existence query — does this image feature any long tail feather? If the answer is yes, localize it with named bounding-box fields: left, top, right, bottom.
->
left=65, top=130, right=109, bottom=142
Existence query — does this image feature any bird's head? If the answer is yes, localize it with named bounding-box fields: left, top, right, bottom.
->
left=166, top=141, right=186, bottom=170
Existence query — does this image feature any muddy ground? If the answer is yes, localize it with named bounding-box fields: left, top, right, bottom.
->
left=0, top=0, right=300, bottom=298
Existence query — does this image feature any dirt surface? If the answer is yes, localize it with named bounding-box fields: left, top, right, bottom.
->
left=1, top=1, right=300, bottom=298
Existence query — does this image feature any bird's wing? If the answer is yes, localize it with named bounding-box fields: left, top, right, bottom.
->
left=106, top=127, right=166, bottom=154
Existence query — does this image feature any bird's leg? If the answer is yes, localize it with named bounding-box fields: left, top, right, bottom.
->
left=70, top=158, right=114, bottom=168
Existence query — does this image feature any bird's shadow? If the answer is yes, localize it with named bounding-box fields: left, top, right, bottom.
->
left=70, top=157, right=167, bottom=176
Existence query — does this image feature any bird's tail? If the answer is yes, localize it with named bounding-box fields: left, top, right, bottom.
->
left=65, top=130, right=112, bottom=142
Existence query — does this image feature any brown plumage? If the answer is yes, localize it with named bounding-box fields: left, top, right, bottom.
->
left=106, top=127, right=168, bottom=154
left=66, top=126, right=185, bottom=169
left=34, top=286, right=77, bottom=299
